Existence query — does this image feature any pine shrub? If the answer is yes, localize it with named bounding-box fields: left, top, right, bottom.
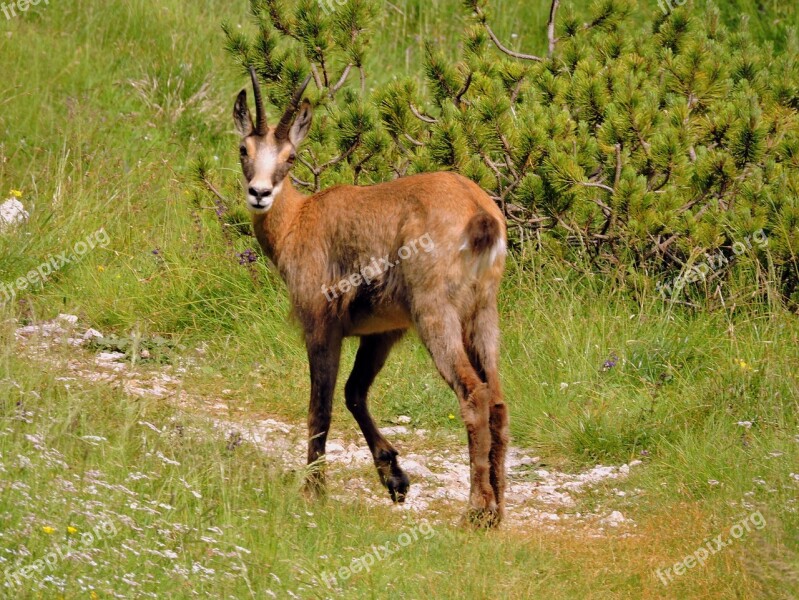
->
left=221, top=0, right=799, bottom=306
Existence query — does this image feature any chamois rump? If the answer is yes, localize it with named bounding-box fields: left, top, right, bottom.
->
left=233, top=68, right=509, bottom=525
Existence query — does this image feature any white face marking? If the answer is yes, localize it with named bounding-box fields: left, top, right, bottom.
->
left=247, top=144, right=279, bottom=213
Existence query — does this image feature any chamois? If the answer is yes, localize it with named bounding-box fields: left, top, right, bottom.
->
left=233, top=68, right=509, bottom=525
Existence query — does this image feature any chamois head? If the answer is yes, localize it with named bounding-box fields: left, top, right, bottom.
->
left=233, top=67, right=313, bottom=213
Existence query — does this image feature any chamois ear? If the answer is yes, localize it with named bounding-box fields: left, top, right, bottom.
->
left=233, top=89, right=254, bottom=137
left=289, top=99, right=313, bottom=146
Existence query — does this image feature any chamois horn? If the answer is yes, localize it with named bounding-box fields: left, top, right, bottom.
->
left=249, top=65, right=267, bottom=135
left=274, top=74, right=312, bottom=141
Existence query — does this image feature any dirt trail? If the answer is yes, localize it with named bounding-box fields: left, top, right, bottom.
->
left=14, top=315, right=641, bottom=534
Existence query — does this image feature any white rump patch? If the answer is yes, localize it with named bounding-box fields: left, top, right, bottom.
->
left=460, top=236, right=506, bottom=278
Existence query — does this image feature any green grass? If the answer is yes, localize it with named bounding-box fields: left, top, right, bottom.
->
left=1, top=0, right=799, bottom=598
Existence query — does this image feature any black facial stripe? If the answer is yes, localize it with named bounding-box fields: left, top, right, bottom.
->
left=241, top=159, right=254, bottom=181
left=272, top=162, right=292, bottom=185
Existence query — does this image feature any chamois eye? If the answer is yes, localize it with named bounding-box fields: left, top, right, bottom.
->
left=239, top=146, right=248, bottom=158
left=287, top=152, right=296, bottom=164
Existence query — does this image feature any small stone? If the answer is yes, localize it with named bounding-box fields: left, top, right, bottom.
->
left=0, top=198, right=29, bottom=228
left=396, top=415, right=412, bottom=424
left=603, top=510, right=625, bottom=527
left=402, top=459, right=434, bottom=479
left=382, top=426, right=409, bottom=435
left=326, top=442, right=345, bottom=454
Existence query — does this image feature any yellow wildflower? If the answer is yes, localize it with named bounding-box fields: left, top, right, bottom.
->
left=737, top=359, right=753, bottom=371
left=42, top=526, right=55, bottom=534
left=448, top=413, right=455, bottom=420
left=9, top=189, right=22, bottom=198
left=67, top=526, right=78, bottom=534
left=97, top=265, right=106, bottom=273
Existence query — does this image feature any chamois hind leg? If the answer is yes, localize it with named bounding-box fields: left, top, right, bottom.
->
left=463, top=298, right=508, bottom=522
left=345, top=330, right=410, bottom=503
left=413, top=302, right=498, bottom=527
left=303, top=328, right=343, bottom=498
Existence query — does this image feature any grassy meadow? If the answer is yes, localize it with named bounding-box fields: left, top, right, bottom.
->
left=1, top=0, right=798, bottom=598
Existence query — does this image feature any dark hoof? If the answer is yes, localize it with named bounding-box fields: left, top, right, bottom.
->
left=385, top=471, right=411, bottom=504
left=465, top=507, right=502, bottom=529
left=376, top=449, right=410, bottom=503
left=302, top=471, right=326, bottom=501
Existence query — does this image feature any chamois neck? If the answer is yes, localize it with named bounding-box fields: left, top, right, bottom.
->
left=251, top=179, right=306, bottom=274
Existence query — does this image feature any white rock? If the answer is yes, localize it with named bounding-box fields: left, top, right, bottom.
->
left=96, top=352, right=125, bottom=362
left=602, top=510, right=625, bottom=527
left=325, top=442, right=346, bottom=454
left=57, top=314, right=79, bottom=325
left=396, top=415, right=412, bottom=424
left=0, top=199, right=28, bottom=228
left=15, top=325, right=39, bottom=337
left=402, top=459, right=435, bottom=479
left=83, top=328, right=104, bottom=340
left=382, top=426, right=409, bottom=435
left=350, top=447, right=373, bottom=462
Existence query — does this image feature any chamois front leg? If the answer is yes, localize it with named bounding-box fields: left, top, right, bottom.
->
left=345, top=332, right=410, bottom=503
left=303, top=329, right=342, bottom=498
